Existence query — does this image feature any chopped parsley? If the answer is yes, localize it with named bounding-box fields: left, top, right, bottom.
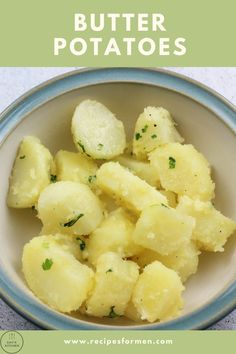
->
left=19, top=155, right=25, bottom=159
left=135, top=132, right=142, bottom=140
left=141, top=125, right=148, bottom=133
left=105, top=306, right=121, bottom=318
left=31, top=205, right=36, bottom=211
left=50, top=174, right=57, bottom=183
left=88, top=175, right=96, bottom=183
left=63, top=213, right=84, bottom=227
left=169, top=156, right=176, bottom=169
left=42, top=258, right=53, bottom=270
left=77, top=141, right=86, bottom=153
left=106, top=269, right=113, bottom=273
left=97, top=143, right=104, bottom=150
left=151, top=134, right=157, bottom=139
left=76, top=237, right=86, bottom=251
left=161, top=203, right=169, bottom=208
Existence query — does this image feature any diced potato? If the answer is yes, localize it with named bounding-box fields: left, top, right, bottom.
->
left=132, top=261, right=184, bottom=322
left=50, top=233, right=86, bottom=262
left=71, top=100, right=126, bottom=159
left=22, top=235, right=94, bottom=312
left=133, top=204, right=195, bottom=255
left=133, top=107, right=184, bottom=160
left=115, top=155, right=161, bottom=188
left=124, top=301, right=142, bottom=322
left=149, top=143, right=215, bottom=201
left=87, top=208, right=142, bottom=265
left=177, top=196, right=236, bottom=252
left=96, top=162, right=167, bottom=214
left=133, top=242, right=200, bottom=283
left=38, top=181, right=104, bottom=236
left=159, top=190, right=177, bottom=208
left=86, top=252, right=139, bottom=317
left=7, top=136, right=53, bottom=208
left=55, top=150, right=98, bottom=187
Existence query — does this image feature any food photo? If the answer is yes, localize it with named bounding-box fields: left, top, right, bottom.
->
left=0, top=67, right=236, bottom=330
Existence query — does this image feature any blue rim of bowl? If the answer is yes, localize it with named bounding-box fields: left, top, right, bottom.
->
left=0, top=67, right=236, bottom=330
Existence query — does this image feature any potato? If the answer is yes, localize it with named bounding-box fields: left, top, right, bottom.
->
left=38, top=181, right=104, bottom=236
left=86, top=252, right=139, bottom=317
left=159, top=190, right=177, bottom=208
left=115, top=154, right=161, bottom=188
left=55, top=150, right=98, bottom=187
left=7, top=136, right=53, bottom=208
left=124, top=301, right=142, bottom=322
left=96, top=162, right=167, bottom=214
left=177, top=196, right=236, bottom=252
left=133, top=106, right=184, bottom=160
left=133, top=204, right=195, bottom=255
left=87, top=208, right=142, bottom=265
left=133, top=242, right=200, bottom=283
left=22, top=235, right=94, bottom=312
left=71, top=100, right=126, bottom=159
left=50, top=233, right=87, bottom=262
left=132, top=261, right=184, bottom=322
left=149, top=143, right=215, bottom=201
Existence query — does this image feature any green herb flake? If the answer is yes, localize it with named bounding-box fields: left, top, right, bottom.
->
left=77, top=141, right=86, bottom=153
left=106, top=269, right=113, bottom=273
left=88, top=175, right=96, bottom=183
left=97, top=143, right=104, bottom=150
left=169, top=156, right=176, bottom=169
left=141, top=125, right=148, bottom=133
left=151, top=134, right=157, bottom=139
left=161, top=203, right=169, bottom=208
left=105, top=306, right=121, bottom=318
left=135, top=132, right=142, bottom=140
left=63, top=213, right=84, bottom=227
left=19, top=155, right=25, bottom=159
left=31, top=205, right=36, bottom=211
left=50, top=174, right=57, bottom=183
left=76, top=237, right=86, bottom=251
left=42, top=258, right=53, bottom=271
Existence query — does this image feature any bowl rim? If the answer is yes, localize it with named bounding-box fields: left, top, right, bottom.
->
left=0, top=67, right=236, bottom=330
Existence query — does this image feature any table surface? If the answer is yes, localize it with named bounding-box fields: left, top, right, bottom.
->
left=0, top=67, right=235, bottom=330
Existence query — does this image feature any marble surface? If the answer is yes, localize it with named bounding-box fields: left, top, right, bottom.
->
left=0, top=67, right=235, bottom=330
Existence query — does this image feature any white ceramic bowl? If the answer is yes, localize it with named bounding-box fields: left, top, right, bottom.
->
left=0, top=68, right=236, bottom=329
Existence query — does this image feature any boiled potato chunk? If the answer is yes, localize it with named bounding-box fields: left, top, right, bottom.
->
left=133, top=242, right=200, bottom=283
left=149, top=143, right=215, bottom=201
left=88, top=208, right=142, bottom=265
left=7, top=136, right=53, bottom=208
left=133, top=107, right=184, bottom=160
left=132, top=261, right=184, bottom=322
left=71, top=100, right=126, bottom=159
left=177, top=196, right=236, bottom=252
left=38, top=181, right=104, bottom=236
left=124, top=301, right=142, bottom=322
left=133, top=204, right=195, bottom=255
left=86, top=252, right=139, bottom=317
left=22, top=235, right=94, bottom=312
left=96, top=162, right=167, bottom=214
left=55, top=150, right=98, bottom=187
left=159, top=190, right=177, bottom=208
left=115, top=155, right=161, bottom=188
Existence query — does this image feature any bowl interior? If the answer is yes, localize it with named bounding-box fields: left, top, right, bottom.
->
left=0, top=81, right=236, bottom=327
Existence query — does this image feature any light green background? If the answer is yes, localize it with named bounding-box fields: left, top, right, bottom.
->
left=0, top=0, right=235, bottom=66
left=0, top=330, right=235, bottom=354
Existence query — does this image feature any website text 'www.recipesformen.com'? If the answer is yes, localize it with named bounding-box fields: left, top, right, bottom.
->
left=64, top=337, right=173, bottom=346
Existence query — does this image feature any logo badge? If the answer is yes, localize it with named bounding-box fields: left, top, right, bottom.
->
left=0, top=331, right=24, bottom=354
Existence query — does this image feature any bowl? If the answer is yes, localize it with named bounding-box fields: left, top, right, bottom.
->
left=0, top=68, right=236, bottom=330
